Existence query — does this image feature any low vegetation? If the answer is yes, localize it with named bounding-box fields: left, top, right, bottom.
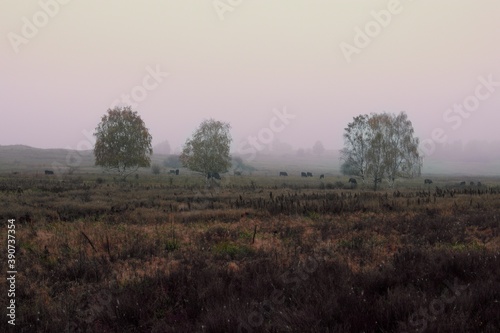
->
left=0, top=173, right=499, bottom=332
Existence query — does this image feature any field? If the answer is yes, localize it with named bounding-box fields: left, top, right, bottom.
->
left=1, top=170, right=500, bottom=333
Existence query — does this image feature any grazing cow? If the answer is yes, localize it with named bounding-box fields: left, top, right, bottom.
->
left=307, top=172, right=313, bottom=177
left=470, top=181, right=475, bottom=186
left=207, top=172, right=221, bottom=180
left=44, top=170, right=54, bottom=175
left=320, top=174, right=324, bottom=179
left=348, top=178, right=357, bottom=184
left=175, top=169, right=179, bottom=175
left=460, top=181, right=466, bottom=186
left=234, top=171, right=242, bottom=176
left=424, top=179, right=433, bottom=184
left=301, top=172, right=307, bottom=177
left=279, top=171, right=288, bottom=176
left=169, top=169, right=176, bottom=174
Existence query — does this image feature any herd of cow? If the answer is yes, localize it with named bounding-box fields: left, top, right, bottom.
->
left=278, top=171, right=357, bottom=184
left=41, top=169, right=482, bottom=187
left=425, top=179, right=482, bottom=186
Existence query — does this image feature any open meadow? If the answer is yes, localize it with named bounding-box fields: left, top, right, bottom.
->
left=1, top=170, right=499, bottom=332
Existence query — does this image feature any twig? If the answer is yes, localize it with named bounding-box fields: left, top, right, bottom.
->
left=81, top=231, right=97, bottom=253
left=252, top=225, right=257, bottom=244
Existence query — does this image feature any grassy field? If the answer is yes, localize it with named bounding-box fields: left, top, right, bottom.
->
left=1, top=169, right=499, bottom=333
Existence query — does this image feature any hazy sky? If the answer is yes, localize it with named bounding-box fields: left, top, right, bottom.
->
left=1, top=0, right=499, bottom=156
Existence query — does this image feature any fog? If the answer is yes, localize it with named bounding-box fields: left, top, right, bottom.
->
left=1, top=1, right=499, bottom=167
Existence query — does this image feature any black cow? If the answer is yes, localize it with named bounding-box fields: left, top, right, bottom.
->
left=169, top=169, right=176, bottom=174
left=301, top=172, right=307, bottom=177
left=320, top=174, right=324, bottom=179
left=44, top=170, right=54, bottom=175
left=460, top=181, right=466, bottom=186
left=348, top=178, right=357, bottom=184
left=470, top=181, right=475, bottom=186
left=207, top=172, right=221, bottom=180
left=477, top=181, right=482, bottom=187
left=424, top=179, right=433, bottom=184
left=175, top=169, right=179, bottom=175
left=307, top=172, right=313, bottom=177
left=279, top=171, right=288, bottom=176
left=234, top=171, right=242, bottom=176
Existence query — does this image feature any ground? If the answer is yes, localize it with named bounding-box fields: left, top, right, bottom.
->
left=0, top=172, right=499, bottom=332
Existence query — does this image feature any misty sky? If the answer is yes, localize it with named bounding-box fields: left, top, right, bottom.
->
left=1, top=1, right=499, bottom=156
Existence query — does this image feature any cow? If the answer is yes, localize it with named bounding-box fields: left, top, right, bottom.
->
left=234, top=171, right=242, bottom=176
left=301, top=172, right=307, bottom=177
left=175, top=169, right=179, bottom=175
left=424, top=179, right=433, bottom=184
left=460, top=181, right=466, bottom=186
left=470, top=181, right=475, bottom=186
left=279, top=171, right=288, bottom=176
left=348, top=178, right=357, bottom=184
left=44, top=170, right=54, bottom=175
left=477, top=181, right=482, bottom=187
left=169, top=170, right=176, bottom=174
left=307, top=172, right=313, bottom=177
left=207, top=172, right=221, bottom=180
left=320, top=174, right=324, bottom=179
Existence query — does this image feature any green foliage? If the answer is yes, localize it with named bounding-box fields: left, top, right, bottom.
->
left=180, top=118, right=232, bottom=175
left=341, top=112, right=421, bottom=190
left=213, top=241, right=253, bottom=259
left=93, top=106, right=153, bottom=180
left=164, top=239, right=179, bottom=252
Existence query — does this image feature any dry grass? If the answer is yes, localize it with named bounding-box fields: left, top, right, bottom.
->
left=0, top=174, right=499, bottom=332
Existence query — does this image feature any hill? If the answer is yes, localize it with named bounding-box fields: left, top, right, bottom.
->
left=0, top=145, right=499, bottom=176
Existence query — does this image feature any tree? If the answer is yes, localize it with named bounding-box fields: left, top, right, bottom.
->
left=341, top=112, right=421, bottom=190
left=151, top=163, right=161, bottom=175
left=231, top=155, right=257, bottom=173
left=93, top=106, right=152, bottom=180
left=383, top=112, right=421, bottom=186
left=180, top=119, right=232, bottom=178
left=312, top=140, right=326, bottom=156
left=340, top=114, right=370, bottom=182
left=163, top=154, right=182, bottom=168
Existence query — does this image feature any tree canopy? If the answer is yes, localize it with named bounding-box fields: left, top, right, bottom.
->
left=180, top=119, right=232, bottom=176
left=93, top=106, right=153, bottom=179
left=341, top=112, right=421, bottom=190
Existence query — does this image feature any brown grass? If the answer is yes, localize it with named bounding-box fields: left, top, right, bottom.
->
left=0, top=174, right=499, bottom=332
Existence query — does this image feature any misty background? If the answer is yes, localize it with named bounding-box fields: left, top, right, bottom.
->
left=1, top=1, right=499, bottom=174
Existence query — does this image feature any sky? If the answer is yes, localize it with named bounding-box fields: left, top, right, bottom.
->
left=1, top=0, right=499, bottom=158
